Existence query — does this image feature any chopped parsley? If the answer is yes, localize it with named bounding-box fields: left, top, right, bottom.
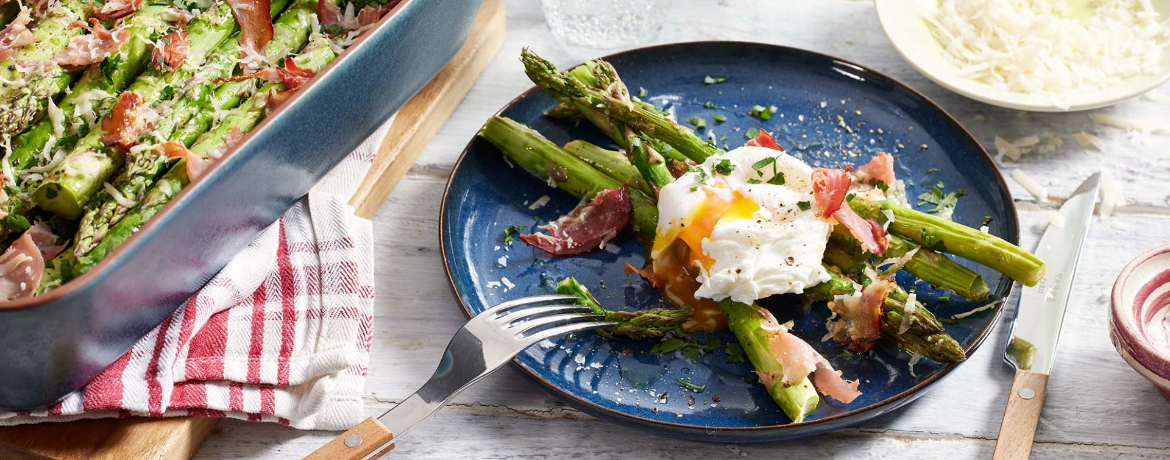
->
left=920, top=228, right=947, bottom=252
left=703, top=101, right=718, bottom=109
left=714, top=159, right=735, bottom=175
left=982, top=215, right=993, bottom=225
left=845, top=192, right=856, bottom=202
left=797, top=201, right=811, bottom=210
left=687, top=164, right=710, bottom=185
left=867, top=178, right=889, bottom=193
left=686, top=116, right=706, bottom=130
left=917, top=182, right=967, bottom=214
left=939, top=296, right=950, bottom=303
left=926, top=168, right=938, bottom=174
left=100, top=54, right=123, bottom=86
left=749, top=104, right=777, bottom=120
left=502, top=225, right=525, bottom=244
left=704, top=75, right=728, bottom=85
left=725, top=343, right=746, bottom=363
left=638, top=87, right=648, bottom=98
left=744, top=127, right=761, bottom=139
left=747, top=178, right=763, bottom=184
left=713, top=114, right=727, bottom=123
left=750, top=156, right=786, bottom=184
left=652, top=336, right=721, bottom=360
left=677, top=378, right=706, bottom=392
left=939, top=317, right=960, bottom=325
left=750, top=156, right=776, bottom=171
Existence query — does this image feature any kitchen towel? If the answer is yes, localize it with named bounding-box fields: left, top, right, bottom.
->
left=0, top=117, right=392, bottom=431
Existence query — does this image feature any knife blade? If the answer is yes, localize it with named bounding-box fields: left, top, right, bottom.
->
left=993, top=172, right=1100, bottom=460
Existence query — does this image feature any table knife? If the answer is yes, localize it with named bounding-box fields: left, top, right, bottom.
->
left=992, top=173, right=1100, bottom=460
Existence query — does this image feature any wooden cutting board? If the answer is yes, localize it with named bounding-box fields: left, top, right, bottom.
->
left=0, top=0, right=505, bottom=458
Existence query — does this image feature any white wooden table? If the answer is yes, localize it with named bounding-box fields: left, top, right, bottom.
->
left=192, top=1, right=1170, bottom=458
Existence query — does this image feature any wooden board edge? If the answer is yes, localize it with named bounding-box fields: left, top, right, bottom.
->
left=349, top=0, right=506, bottom=218
left=0, top=416, right=218, bottom=460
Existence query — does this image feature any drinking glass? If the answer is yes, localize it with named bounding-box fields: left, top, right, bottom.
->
left=539, top=0, right=673, bottom=57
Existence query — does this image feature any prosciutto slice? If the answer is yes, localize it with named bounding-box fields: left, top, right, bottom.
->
left=827, top=278, right=894, bottom=353
left=745, top=129, right=784, bottom=151
left=92, top=0, right=143, bottom=21
left=0, top=223, right=63, bottom=301
left=54, top=19, right=130, bottom=67
left=150, top=30, right=189, bottom=72
left=101, top=92, right=154, bottom=150
left=265, top=58, right=318, bottom=111
left=853, top=152, right=895, bottom=187
left=753, top=307, right=862, bottom=404
left=318, top=0, right=399, bottom=31
left=519, top=186, right=631, bottom=256
left=159, top=141, right=208, bottom=180
left=813, top=167, right=888, bottom=255
left=227, top=0, right=273, bottom=71
left=624, top=262, right=666, bottom=288
left=0, top=8, right=37, bottom=62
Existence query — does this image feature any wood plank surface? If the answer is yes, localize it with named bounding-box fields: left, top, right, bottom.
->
left=188, top=0, right=1170, bottom=458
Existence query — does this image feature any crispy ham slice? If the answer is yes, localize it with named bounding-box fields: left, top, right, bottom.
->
left=814, top=167, right=888, bottom=254
left=827, top=278, right=893, bottom=353
left=101, top=92, right=154, bottom=150
left=624, top=262, right=666, bottom=288
left=318, top=0, right=399, bottom=31
left=0, top=222, right=62, bottom=301
left=745, top=129, right=784, bottom=151
left=54, top=19, right=130, bottom=67
left=227, top=0, right=273, bottom=71
left=852, top=152, right=895, bottom=187
left=0, top=8, right=37, bottom=62
left=92, top=0, right=142, bottom=21
left=159, top=141, right=209, bottom=180
left=150, top=30, right=189, bottom=72
left=753, top=306, right=861, bottom=403
left=519, top=186, right=631, bottom=256
left=265, top=58, right=318, bottom=111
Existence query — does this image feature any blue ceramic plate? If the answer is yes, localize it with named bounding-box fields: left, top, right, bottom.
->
left=440, top=42, right=1017, bottom=442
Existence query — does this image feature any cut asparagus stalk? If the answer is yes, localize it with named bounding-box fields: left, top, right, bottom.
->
left=561, top=140, right=652, bottom=196
left=479, top=115, right=659, bottom=235
left=718, top=300, right=820, bottom=423
left=70, top=35, right=337, bottom=276
left=828, top=225, right=990, bottom=300
left=557, top=277, right=692, bottom=340
left=850, top=200, right=1046, bottom=287
left=7, top=3, right=187, bottom=173
left=521, top=49, right=721, bottom=163
left=73, top=0, right=320, bottom=256
left=625, top=131, right=673, bottom=191
left=0, top=0, right=93, bottom=138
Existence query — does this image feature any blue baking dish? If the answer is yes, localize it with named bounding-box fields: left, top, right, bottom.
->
left=0, top=0, right=480, bottom=410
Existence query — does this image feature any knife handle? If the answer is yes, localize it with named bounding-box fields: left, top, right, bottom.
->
left=303, top=417, right=395, bottom=460
left=992, top=369, right=1049, bottom=460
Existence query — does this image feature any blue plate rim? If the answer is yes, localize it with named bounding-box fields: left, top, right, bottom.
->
left=438, top=41, right=1019, bottom=434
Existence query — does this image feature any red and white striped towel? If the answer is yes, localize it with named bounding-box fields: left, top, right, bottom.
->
left=0, top=118, right=392, bottom=431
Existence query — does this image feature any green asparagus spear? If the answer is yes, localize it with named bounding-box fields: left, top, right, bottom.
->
left=561, top=140, right=651, bottom=196
left=7, top=3, right=184, bottom=173
left=71, top=35, right=337, bottom=276
left=828, top=225, right=990, bottom=300
left=0, top=0, right=93, bottom=138
left=850, top=200, right=1046, bottom=286
left=557, top=277, right=692, bottom=340
left=718, top=300, right=820, bottom=422
left=625, top=131, right=673, bottom=191
left=30, top=1, right=249, bottom=219
left=479, top=116, right=659, bottom=234
left=73, top=0, right=319, bottom=256
left=521, top=49, right=721, bottom=163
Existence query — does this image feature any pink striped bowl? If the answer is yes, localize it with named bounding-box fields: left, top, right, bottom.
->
left=1111, top=244, right=1170, bottom=399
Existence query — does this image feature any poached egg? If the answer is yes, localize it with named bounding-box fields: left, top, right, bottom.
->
left=651, top=146, right=832, bottom=305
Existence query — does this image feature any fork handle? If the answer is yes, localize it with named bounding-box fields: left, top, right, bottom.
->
left=303, top=417, right=395, bottom=460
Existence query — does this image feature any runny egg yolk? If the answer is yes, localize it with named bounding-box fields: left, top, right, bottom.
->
left=649, top=190, right=760, bottom=332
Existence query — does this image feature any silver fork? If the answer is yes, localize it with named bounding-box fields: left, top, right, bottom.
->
left=304, top=294, right=613, bottom=460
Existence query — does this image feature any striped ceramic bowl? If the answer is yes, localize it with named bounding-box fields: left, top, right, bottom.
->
left=1111, top=244, right=1170, bottom=399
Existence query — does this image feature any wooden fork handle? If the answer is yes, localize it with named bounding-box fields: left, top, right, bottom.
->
left=303, top=417, right=395, bottom=460
left=992, top=369, right=1049, bottom=460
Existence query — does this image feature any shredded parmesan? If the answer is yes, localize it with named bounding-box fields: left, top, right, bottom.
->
left=46, top=98, right=64, bottom=138
left=927, top=0, right=1168, bottom=108
left=103, top=182, right=136, bottom=208
left=994, top=136, right=1022, bottom=162
left=952, top=300, right=1003, bottom=320
left=899, top=293, right=918, bottom=335
left=528, top=195, right=551, bottom=210
left=1011, top=169, right=1048, bottom=201
left=1099, top=169, right=1126, bottom=219
left=1146, top=89, right=1170, bottom=104
left=1088, top=112, right=1170, bottom=133
left=1072, top=132, right=1105, bottom=151
left=1044, top=210, right=1066, bottom=228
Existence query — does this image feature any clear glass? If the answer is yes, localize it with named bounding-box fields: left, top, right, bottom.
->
left=539, top=0, right=672, bottom=58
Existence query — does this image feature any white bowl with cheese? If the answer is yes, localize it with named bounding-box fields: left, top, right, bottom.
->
left=876, top=0, right=1170, bottom=112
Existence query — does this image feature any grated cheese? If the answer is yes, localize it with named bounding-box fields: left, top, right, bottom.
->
left=1099, top=169, right=1126, bottom=219
left=46, top=97, right=64, bottom=138
left=1072, top=132, right=1105, bottom=151
left=528, top=195, right=551, bottom=210
left=952, top=299, right=1004, bottom=319
left=1088, top=112, right=1170, bottom=133
left=103, top=182, right=136, bottom=208
left=994, top=136, right=1021, bottom=161
left=1045, top=210, right=1066, bottom=228
left=1011, top=169, right=1048, bottom=201
left=899, top=293, right=917, bottom=335
left=926, top=0, right=1168, bottom=108
left=1146, top=89, right=1170, bottom=104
